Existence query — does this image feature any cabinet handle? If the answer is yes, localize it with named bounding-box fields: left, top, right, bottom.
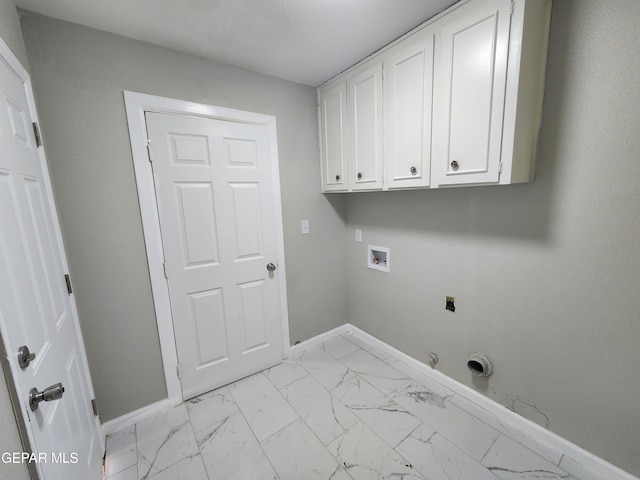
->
left=410, top=166, right=417, bottom=176
left=357, top=172, right=362, bottom=180
left=335, top=174, right=340, bottom=181
left=450, top=160, right=459, bottom=170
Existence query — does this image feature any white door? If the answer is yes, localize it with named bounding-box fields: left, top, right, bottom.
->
left=348, top=61, right=383, bottom=191
left=318, top=81, right=349, bottom=192
left=432, top=0, right=511, bottom=186
left=0, top=48, right=102, bottom=478
left=145, top=112, right=285, bottom=400
left=383, top=30, right=435, bottom=189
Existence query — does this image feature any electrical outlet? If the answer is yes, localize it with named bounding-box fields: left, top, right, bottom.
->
left=446, top=296, right=455, bottom=312
left=301, top=219, right=310, bottom=235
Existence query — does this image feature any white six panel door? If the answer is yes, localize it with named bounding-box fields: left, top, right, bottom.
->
left=0, top=53, right=101, bottom=478
left=145, top=112, right=283, bottom=400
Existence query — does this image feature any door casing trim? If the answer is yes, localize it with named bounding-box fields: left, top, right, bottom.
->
left=124, top=91, right=291, bottom=406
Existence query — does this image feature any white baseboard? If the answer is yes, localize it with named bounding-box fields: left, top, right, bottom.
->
left=101, top=398, right=172, bottom=437
left=100, top=324, right=350, bottom=437
left=343, top=324, right=638, bottom=480
left=99, top=323, right=638, bottom=480
left=288, top=324, right=350, bottom=357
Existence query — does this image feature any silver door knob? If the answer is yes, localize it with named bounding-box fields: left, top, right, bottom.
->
left=410, top=166, right=417, bottom=175
left=29, top=383, right=65, bottom=411
left=266, top=263, right=277, bottom=272
left=18, top=345, right=36, bottom=369
left=450, top=160, right=459, bottom=170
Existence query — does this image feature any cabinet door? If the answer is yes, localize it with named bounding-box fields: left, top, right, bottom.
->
left=383, top=32, right=434, bottom=189
left=432, top=0, right=512, bottom=186
left=319, top=81, right=348, bottom=192
left=349, top=62, right=383, bottom=190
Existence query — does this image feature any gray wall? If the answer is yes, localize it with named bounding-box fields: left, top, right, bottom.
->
left=0, top=0, right=27, bottom=67
left=345, top=0, right=640, bottom=475
left=19, top=12, right=347, bottom=422
left=0, top=1, right=33, bottom=478
left=13, top=0, right=640, bottom=476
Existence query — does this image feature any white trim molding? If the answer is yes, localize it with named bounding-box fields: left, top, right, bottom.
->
left=101, top=319, right=640, bottom=480
left=123, top=91, right=291, bottom=406
left=288, top=324, right=351, bottom=357
left=101, top=398, right=172, bottom=437
left=343, top=324, right=639, bottom=480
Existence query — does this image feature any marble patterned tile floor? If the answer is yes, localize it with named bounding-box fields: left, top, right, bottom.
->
left=103, top=333, right=592, bottom=480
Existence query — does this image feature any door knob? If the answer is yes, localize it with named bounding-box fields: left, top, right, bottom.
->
left=266, top=263, right=277, bottom=272
left=18, top=345, right=36, bottom=369
left=410, top=166, right=417, bottom=175
left=450, top=160, right=459, bottom=170
left=29, top=383, right=65, bottom=411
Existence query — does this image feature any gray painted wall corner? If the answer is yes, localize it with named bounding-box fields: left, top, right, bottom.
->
left=345, top=1, right=640, bottom=475
left=19, top=12, right=348, bottom=422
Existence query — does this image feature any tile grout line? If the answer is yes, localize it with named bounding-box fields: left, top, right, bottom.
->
left=481, top=433, right=500, bottom=464
left=134, top=424, right=139, bottom=480
left=263, top=356, right=354, bottom=478
left=319, top=338, right=429, bottom=477
left=185, top=404, right=211, bottom=480
left=287, top=339, right=381, bottom=479
left=332, top=337, right=509, bottom=469
left=227, top=372, right=285, bottom=480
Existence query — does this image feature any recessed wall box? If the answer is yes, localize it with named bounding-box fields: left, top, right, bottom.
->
left=367, top=245, right=390, bottom=273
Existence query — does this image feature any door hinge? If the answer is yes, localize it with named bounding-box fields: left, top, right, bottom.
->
left=64, top=274, right=73, bottom=295
left=499, top=161, right=503, bottom=174
left=510, top=0, right=514, bottom=16
left=176, top=364, right=182, bottom=379
left=163, top=262, right=168, bottom=279
left=32, top=122, right=42, bottom=147
left=91, top=398, right=99, bottom=416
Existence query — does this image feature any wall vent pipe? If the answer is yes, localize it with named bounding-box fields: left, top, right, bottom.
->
left=467, top=353, right=493, bottom=377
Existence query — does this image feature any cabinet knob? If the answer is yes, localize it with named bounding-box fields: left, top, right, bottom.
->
left=357, top=172, right=362, bottom=180
left=450, top=160, right=459, bottom=170
left=410, top=166, right=417, bottom=176
left=335, top=174, right=340, bottom=181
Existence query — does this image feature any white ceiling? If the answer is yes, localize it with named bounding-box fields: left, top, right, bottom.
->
left=14, top=0, right=459, bottom=86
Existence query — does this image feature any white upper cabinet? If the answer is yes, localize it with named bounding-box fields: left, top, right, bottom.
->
left=318, top=0, right=551, bottom=193
left=319, top=80, right=348, bottom=191
left=431, top=0, right=511, bottom=186
left=349, top=61, right=383, bottom=191
left=383, top=29, right=435, bottom=189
